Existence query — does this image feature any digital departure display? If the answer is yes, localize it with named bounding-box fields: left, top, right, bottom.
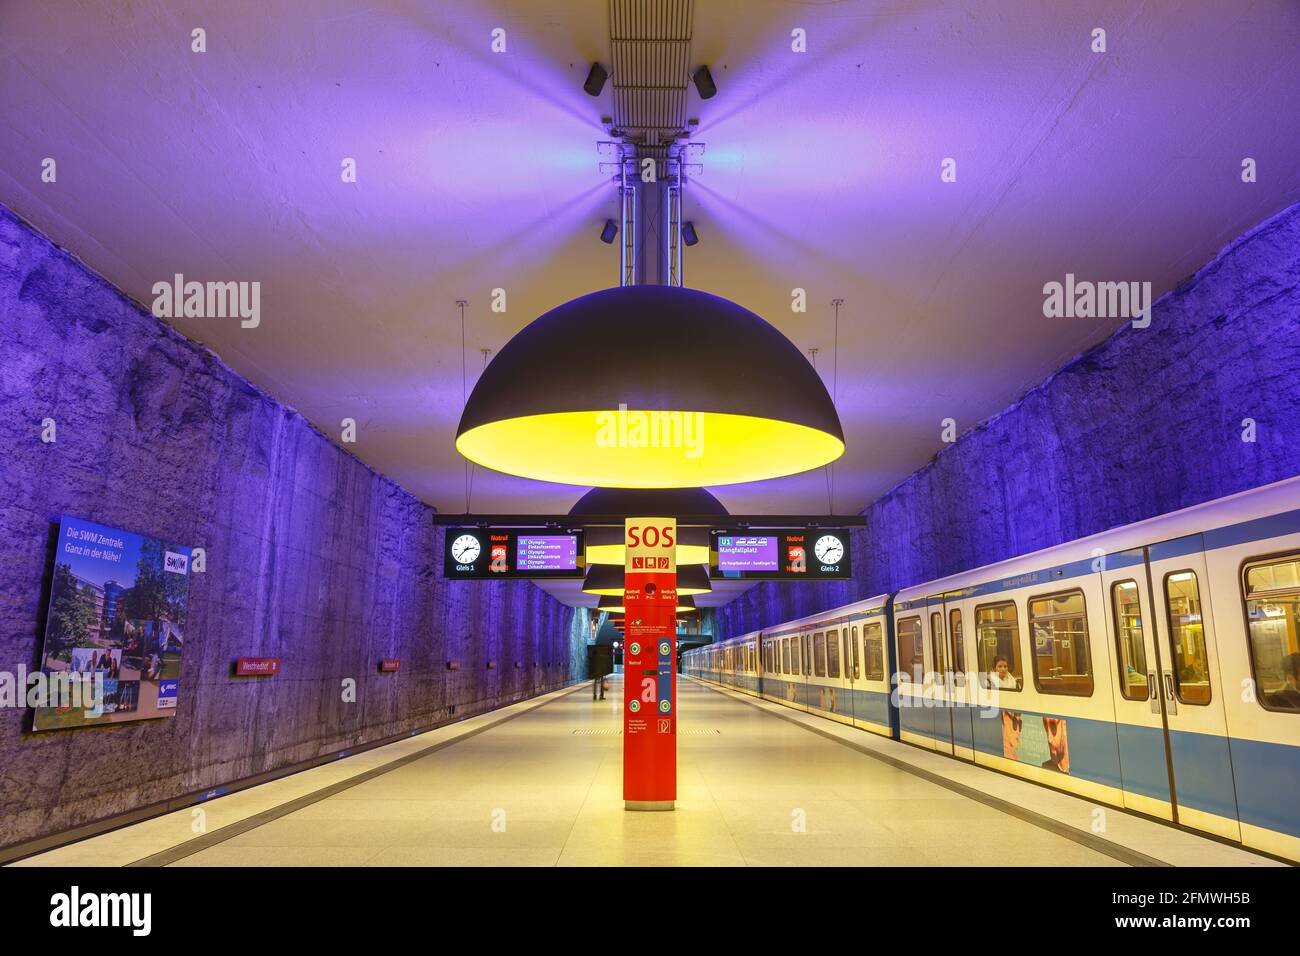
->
left=716, top=535, right=780, bottom=573
left=443, top=528, right=585, bottom=579
left=516, top=534, right=579, bottom=572
left=711, top=528, right=851, bottom=581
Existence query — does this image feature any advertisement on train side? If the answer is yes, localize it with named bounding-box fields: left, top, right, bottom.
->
left=1001, top=712, right=1071, bottom=773
left=33, top=516, right=191, bottom=731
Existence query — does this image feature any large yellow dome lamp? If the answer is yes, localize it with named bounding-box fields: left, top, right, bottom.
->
left=455, top=286, right=845, bottom=487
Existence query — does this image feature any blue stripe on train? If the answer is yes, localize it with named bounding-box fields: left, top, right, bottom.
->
left=1231, top=735, right=1300, bottom=840
left=968, top=707, right=1300, bottom=839
left=701, top=673, right=1300, bottom=842
left=729, top=675, right=896, bottom=726
left=1115, top=722, right=1172, bottom=804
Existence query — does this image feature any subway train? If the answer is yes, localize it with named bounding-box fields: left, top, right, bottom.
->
left=683, top=476, right=1300, bottom=862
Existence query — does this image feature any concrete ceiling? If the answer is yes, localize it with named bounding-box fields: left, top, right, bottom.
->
left=3, top=1, right=1299, bottom=609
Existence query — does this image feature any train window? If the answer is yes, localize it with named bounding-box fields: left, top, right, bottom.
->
left=1242, top=555, right=1300, bottom=713
left=1165, top=571, right=1211, bottom=705
left=826, top=629, right=841, bottom=678
left=896, top=616, right=924, bottom=683
left=1111, top=580, right=1150, bottom=701
left=1028, top=590, right=1094, bottom=696
left=930, top=611, right=948, bottom=678
left=949, top=609, right=966, bottom=686
left=849, top=626, right=861, bottom=680
left=864, top=622, right=885, bottom=681
left=813, top=633, right=827, bottom=677
left=975, top=602, right=1023, bottom=691
left=792, top=636, right=802, bottom=676
left=782, top=638, right=791, bottom=674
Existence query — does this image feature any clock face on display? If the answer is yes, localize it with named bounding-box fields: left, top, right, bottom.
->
left=452, top=534, right=482, bottom=564
left=814, top=534, right=845, bottom=565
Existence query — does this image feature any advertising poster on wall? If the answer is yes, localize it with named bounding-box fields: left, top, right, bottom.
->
left=34, top=516, right=192, bottom=731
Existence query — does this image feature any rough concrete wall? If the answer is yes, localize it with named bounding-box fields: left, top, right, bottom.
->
left=0, top=206, right=579, bottom=848
left=719, top=202, right=1300, bottom=639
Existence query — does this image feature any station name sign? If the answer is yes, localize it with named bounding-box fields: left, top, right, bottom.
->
left=710, top=528, right=851, bottom=581
left=443, top=527, right=586, bottom=579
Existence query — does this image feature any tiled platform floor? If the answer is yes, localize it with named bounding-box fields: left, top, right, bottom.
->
left=12, top=676, right=1280, bottom=867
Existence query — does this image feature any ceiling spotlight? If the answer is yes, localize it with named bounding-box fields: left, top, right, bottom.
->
left=600, top=219, right=618, bottom=244
left=584, top=62, right=609, bottom=97
left=682, top=221, right=699, bottom=246
left=692, top=65, right=717, bottom=100
left=455, top=286, right=845, bottom=487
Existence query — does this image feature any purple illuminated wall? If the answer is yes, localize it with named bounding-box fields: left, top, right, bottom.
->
left=718, top=201, right=1300, bottom=638
left=0, top=205, right=585, bottom=852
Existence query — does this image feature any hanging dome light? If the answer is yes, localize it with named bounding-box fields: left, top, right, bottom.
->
left=583, top=563, right=712, bottom=596
left=455, top=286, right=844, bottom=487
left=599, top=595, right=697, bottom=615
left=569, top=486, right=726, bottom=568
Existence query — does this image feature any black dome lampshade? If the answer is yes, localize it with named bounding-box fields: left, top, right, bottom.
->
left=569, top=486, right=728, bottom=568
left=568, top=486, right=728, bottom=518
left=455, top=286, right=845, bottom=487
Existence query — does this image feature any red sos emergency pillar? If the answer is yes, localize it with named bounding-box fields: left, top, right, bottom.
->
left=622, top=517, right=677, bottom=811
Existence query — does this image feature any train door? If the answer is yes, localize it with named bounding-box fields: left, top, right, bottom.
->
left=1099, top=550, right=1175, bottom=821
left=895, top=607, right=933, bottom=749
left=1147, top=537, right=1242, bottom=842
left=803, top=631, right=814, bottom=712
left=844, top=624, right=860, bottom=728
left=823, top=626, right=855, bottom=726
left=928, top=598, right=955, bottom=754
left=790, top=631, right=807, bottom=711
left=947, top=600, right=975, bottom=759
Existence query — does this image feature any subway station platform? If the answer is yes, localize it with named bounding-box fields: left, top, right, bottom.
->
left=11, top=678, right=1279, bottom=868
